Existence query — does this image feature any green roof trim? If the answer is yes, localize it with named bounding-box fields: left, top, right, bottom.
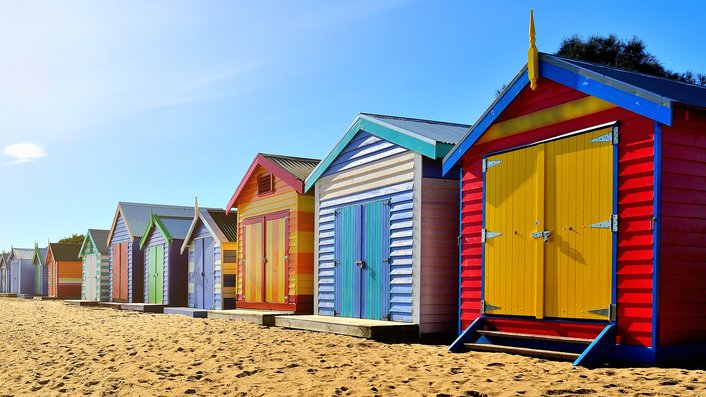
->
left=139, top=213, right=173, bottom=249
left=304, top=116, right=438, bottom=192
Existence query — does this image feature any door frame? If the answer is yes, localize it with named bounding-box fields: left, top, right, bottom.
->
left=241, top=210, right=290, bottom=305
left=480, top=121, right=618, bottom=324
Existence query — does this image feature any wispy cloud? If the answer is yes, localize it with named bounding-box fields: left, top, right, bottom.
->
left=3, top=143, right=47, bottom=165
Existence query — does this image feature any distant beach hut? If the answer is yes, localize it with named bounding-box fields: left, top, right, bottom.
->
left=106, top=202, right=195, bottom=303
left=78, top=229, right=111, bottom=301
left=46, top=243, right=82, bottom=299
left=32, top=243, right=48, bottom=296
left=225, top=153, right=320, bottom=313
left=445, top=16, right=706, bottom=365
left=181, top=203, right=238, bottom=310
left=139, top=213, right=192, bottom=306
left=302, top=113, right=468, bottom=337
left=0, top=252, right=10, bottom=293
left=8, top=247, right=35, bottom=295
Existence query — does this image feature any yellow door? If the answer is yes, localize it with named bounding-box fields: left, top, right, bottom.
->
left=483, top=127, right=614, bottom=320
left=483, top=144, right=545, bottom=317
left=265, top=217, right=287, bottom=303
left=544, top=128, right=614, bottom=320
left=244, top=221, right=263, bottom=303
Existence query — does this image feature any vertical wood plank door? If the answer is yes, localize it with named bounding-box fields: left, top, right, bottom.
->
left=194, top=239, right=204, bottom=308
left=112, top=243, right=129, bottom=301
left=483, top=127, right=614, bottom=320
left=148, top=245, right=165, bottom=304
left=84, top=255, right=94, bottom=300
left=334, top=205, right=362, bottom=318
left=544, top=128, right=613, bottom=320
left=35, top=264, right=41, bottom=295
left=119, top=243, right=129, bottom=301
left=265, top=217, right=287, bottom=304
left=334, top=200, right=390, bottom=320
left=203, top=237, right=215, bottom=309
left=244, top=221, right=264, bottom=303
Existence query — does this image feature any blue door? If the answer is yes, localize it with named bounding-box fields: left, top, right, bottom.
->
left=334, top=199, right=391, bottom=320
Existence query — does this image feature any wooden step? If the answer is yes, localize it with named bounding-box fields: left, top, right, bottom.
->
left=477, top=330, right=593, bottom=345
left=466, top=343, right=580, bottom=361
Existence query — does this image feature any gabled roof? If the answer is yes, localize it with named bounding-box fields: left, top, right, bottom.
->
left=47, top=243, right=82, bottom=262
left=180, top=208, right=238, bottom=253
left=32, top=246, right=48, bottom=266
left=442, top=53, right=706, bottom=174
left=304, top=113, right=469, bottom=191
left=107, top=202, right=199, bottom=244
left=9, top=247, right=34, bottom=261
left=139, top=213, right=193, bottom=249
left=225, top=153, right=320, bottom=213
left=0, top=252, right=9, bottom=267
left=79, top=229, right=110, bottom=258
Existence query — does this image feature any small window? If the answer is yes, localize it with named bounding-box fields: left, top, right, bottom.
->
left=223, top=250, right=237, bottom=263
left=257, top=173, right=273, bottom=195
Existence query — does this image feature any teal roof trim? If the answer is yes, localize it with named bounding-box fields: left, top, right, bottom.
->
left=304, top=115, right=438, bottom=192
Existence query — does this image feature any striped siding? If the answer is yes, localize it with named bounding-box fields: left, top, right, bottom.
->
left=660, top=106, right=706, bottom=346
left=317, top=132, right=415, bottom=323
left=188, top=247, right=195, bottom=307
left=419, top=176, right=459, bottom=334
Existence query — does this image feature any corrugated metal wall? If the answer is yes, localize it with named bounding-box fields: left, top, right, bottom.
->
left=317, top=131, right=415, bottom=322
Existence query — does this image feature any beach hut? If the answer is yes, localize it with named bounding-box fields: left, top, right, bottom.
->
left=298, top=113, right=468, bottom=337
left=138, top=213, right=193, bottom=306
left=106, top=202, right=195, bottom=303
left=0, top=251, right=10, bottom=293
left=8, top=247, right=35, bottom=295
left=224, top=153, right=320, bottom=313
left=78, top=229, right=111, bottom=301
left=46, top=243, right=82, bottom=299
left=180, top=203, right=238, bottom=310
left=444, top=20, right=706, bottom=365
left=32, top=243, right=48, bottom=296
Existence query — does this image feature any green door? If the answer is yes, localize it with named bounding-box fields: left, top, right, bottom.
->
left=148, top=245, right=164, bottom=304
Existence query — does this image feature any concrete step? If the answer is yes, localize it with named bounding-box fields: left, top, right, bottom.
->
left=120, top=303, right=165, bottom=313
left=465, top=343, right=580, bottom=361
left=96, top=302, right=125, bottom=309
left=164, top=307, right=209, bottom=318
left=207, top=309, right=294, bottom=326
left=64, top=300, right=100, bottom=307
left=274, top=315, right=419, bottom=341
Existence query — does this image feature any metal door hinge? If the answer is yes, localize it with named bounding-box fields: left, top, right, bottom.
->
left=481, top=229, right=502, bottom=243
left=333, top=260, right=339, bottom=266
left=482, top=159, right=502, bottom=172
left=457, top=235, right=462, bottom=247
left=589, top=303, right=616, bottom=321
left=382, top=257, right=390, bottom=263
left=480, top=300, right=502, bottom=315
left=333, top=310, right=338, bottom=316
left=590, top=214, right=618, bottom=232
left=355, top=260, right=366, bottom=269
left=532, top=230, right=551, bottom=242
left=383, top=313, right=391, bottom=321
left=590, top=125, right=619, bottom=145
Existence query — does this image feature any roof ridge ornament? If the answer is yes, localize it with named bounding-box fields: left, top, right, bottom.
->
left=528, top=10, right=539, bottom=90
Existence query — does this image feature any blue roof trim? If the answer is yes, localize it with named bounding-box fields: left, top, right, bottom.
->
left=442, top=69, right=529, bottom=175
left=540, top=59, right=673, bottom=126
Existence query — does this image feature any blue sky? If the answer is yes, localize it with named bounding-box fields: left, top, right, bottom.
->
left=2, top=0, right=706, bottom=248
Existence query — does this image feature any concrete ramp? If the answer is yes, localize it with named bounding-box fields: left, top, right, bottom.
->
left=274, top=315, right=419, bottom=341
left=96, top=302, right=125, bottom=309
left=64, top=300, right=100, bottom=307
left=16, top=294, right=37, bottom=300
left=120, top=303, right=165, bottom=313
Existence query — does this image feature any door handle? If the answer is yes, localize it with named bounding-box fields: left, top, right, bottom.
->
left=262, top=257, right=268, bottom=264
left=355, top=260, right=366, bottom=269
left=532, top=230, right=551, bottom=243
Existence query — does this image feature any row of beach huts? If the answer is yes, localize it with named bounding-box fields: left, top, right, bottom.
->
left=2, top=51, right=706, bottom=367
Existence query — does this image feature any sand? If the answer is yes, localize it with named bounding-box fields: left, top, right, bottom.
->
left=0, top=298, right=703, bottom=396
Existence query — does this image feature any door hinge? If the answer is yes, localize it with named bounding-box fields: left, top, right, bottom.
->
left=383, top=313, right=391, bottom=321
left=590, top=214, right=618, bottom=232
left=480, top=300, right=502, bottom=315
left=590, top=125, right=619, bottom=145
left=333, top=310, right=338, bottom=316
left=588, top=303, right=616, bottom=321
left=481, top=229, right=502, bottom=243
left=457, top=235, right=462, bottom=247
left=333, top=260, right=339, bottom=266
left=382, top=257, right=390, bottom=263
left=482, top=158, right=502, bottom=172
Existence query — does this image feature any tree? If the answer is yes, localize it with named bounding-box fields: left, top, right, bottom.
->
left=556, top=34, right=706, bottom=86
left=57, top=234, right=85, bottom=244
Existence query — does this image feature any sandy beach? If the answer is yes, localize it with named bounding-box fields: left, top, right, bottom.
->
left=0, top=298, right=702, bottom=396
